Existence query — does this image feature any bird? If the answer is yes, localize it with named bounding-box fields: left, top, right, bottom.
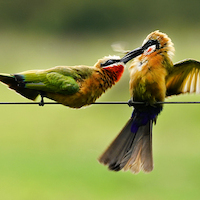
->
left=0, top=46, right=146, bottom=108
left=99, top=30, right=200, bottom=173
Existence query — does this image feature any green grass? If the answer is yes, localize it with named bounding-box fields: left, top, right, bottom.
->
left=1, top=30, right=200, bottom=200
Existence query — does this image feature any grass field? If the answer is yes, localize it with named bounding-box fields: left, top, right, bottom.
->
left=0, top=30, right=200, bottom=200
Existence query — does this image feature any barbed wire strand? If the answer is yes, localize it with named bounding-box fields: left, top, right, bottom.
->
left=0, top=101, right=200, bottom=106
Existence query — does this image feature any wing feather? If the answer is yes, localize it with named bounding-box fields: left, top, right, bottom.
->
left=197, top=72, right=200, bottom=93
left=23, top=72, right=80, bottom=95
left=166, top=59, right=200, bottom=96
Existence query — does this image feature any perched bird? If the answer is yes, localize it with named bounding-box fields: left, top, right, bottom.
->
left=99, top=30, right=200, bottom=173
left=0, top=46, right=146, bottom=108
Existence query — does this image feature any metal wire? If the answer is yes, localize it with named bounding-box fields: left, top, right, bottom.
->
left=94, top=101, right=200, bottom=105
left=0, top=101, right=200, bottom=106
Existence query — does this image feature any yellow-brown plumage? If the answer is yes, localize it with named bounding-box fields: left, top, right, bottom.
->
left=166, top=59, right=200, bottom=95
left=99, top=30, right=200, bottom=174
left=45, top=57, right=124, bottom=108
left=129, top=31, right=174, bottom=104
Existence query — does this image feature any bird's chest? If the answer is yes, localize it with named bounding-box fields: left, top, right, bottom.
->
left=129, top=64, right=167, bottom=103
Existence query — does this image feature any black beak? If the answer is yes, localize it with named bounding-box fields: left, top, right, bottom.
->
left=101, top=39, right=160, bottom=67
left=120, top=46, right=144, bottom=64
left=120, top=39, right=160, bottom=64
left=101, top=46, right=144, bottom=67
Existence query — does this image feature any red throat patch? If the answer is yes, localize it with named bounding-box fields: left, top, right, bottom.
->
left=103, top=64, right=124, bottom=82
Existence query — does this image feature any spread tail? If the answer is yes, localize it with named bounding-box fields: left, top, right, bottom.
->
left=0, top=73, right=39, bottom=100
left=98, top=118, right=153, bottom=174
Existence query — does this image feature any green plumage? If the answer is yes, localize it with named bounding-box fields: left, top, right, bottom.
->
left=20, top=70, right=80, bottom=95
left=0, top=56, right=126, bottom=108
left=0, top=66, right=93, bottom=100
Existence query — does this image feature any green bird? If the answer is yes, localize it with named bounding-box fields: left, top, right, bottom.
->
left=0, top=46, right=147, bottom=108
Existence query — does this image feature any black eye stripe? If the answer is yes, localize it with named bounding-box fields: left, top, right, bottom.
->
left=101, top=59, right=120, bottom=67
left=142, top=39, right=160, bottom=50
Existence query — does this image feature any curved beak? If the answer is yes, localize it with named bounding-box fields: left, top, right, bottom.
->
left=121, top=39, right=160, bottom=64
left=120, top=46, right=144, bottom=64
left=101, top=39, right=159, bottom=67
left=101, top=46, right=144, bottom=67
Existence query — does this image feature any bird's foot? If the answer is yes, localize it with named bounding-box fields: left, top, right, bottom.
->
left=128, top=99, right=150, bottom=107
left=127, top=99, right=134, bottom=107
left=39, top=93, right=45, bottom=106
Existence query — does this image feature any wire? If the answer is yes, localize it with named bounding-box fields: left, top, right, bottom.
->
left=0, top=101, right=200, bottom=106
left=94, top=101, right=200, bottom=105
left=0, top=102, right=60, bottom=105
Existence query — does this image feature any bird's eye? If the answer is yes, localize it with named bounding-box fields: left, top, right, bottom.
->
left=144, top=45, right=156, bottom=55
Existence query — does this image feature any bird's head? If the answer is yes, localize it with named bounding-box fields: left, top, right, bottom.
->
left=98, top=43, right=150, bottom=69
left=95, top=55, right=125, bottom=82
left=141, top=30, right=175, bottom=59
left=100, top=32, right=173, bottom=70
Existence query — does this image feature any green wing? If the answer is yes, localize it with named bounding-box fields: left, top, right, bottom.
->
left=166, top=59, right=200, bottom=96
left=0, top=66, right=92, bottom=100
left=23, top=71, right=80, bottom=95
left=20, top=65, right=94, bottom=95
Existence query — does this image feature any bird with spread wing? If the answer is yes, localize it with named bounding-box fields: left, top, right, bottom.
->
left=99, top=30, right=200, bottom=173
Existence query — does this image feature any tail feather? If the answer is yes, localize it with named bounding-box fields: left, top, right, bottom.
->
left=98, top=118, right=153, bottom=174
left=124, top=121, right=153, bottom=173
left=98, top=118, right=136, bottom=171
left=141, top=121, right=153, bottom=172
left=0, top=73, right=39, bottom=100
left=0, top=73, right=17, bottom=85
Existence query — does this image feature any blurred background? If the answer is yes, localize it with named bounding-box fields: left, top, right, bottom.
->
left=0, top=0, right=200, bottom=199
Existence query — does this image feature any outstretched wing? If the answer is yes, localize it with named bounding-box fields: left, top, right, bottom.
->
left=166, top=59, right=200, bottom=96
